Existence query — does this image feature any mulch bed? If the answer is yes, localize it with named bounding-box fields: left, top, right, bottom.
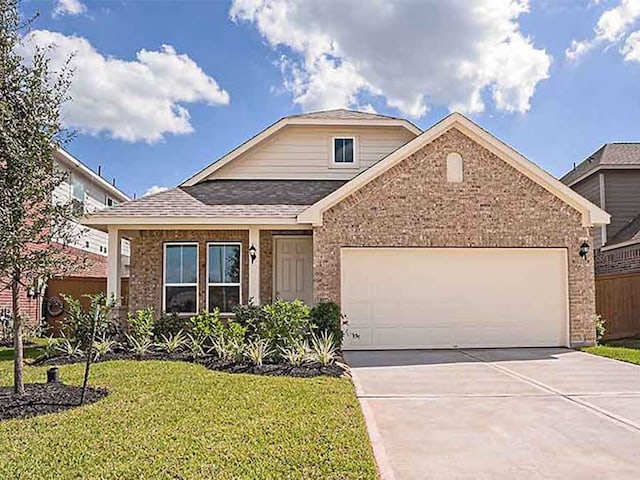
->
left=0, top=383, right=108, bottom=421
left=32, top=352, right=349, bottom=378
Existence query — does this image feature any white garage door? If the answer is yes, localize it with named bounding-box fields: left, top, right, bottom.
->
left=341, top=248, right=569, bottom=350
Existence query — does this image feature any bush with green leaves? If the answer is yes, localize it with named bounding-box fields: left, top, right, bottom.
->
left=210, top=336, right=245, bottom=363
left=259, top=299, right=311, bottom=350
left=279, top=339, right=310, bottom=367
left=125, top=334, right=153, bottom=357
left=154, top=311, right=188, bottom=340
left=61, top=293, right=118, bottom=349
left=92, top=336, right=117, bottom=361
left=309, top=301, right=343, bottom=347
left=127, top=308, right=154, bottom=342
left=190, top=310, right=247, bottom=347
left=55, top=335, right=84, bottom=358
left=233, top=302, right=266, bottom=338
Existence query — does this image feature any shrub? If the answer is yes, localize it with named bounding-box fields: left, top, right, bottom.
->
left=186, top=333, right=206, bottom=358
left=210, top=336, right=245, bottom=362
left=279, top=339, right=310, bottom=367
left=42, top=335, right=61, bottom=358
left=233, top=302, right=266, bottom=339
left=127, top=308, right=154, bottom=342
left=596, top=314, right=607, bottom=343
left=154, top=312, right=188, bottom=340
left=92, top=336, right=117, bottom=361
left=244, top=339, right=273, bottom=367
left=156, top=330, right=187, bottom=354
left=125, top=334, right=153, bottom=357
left=309, top=301, right=343, bottom=347
left=190, top=310, right=247, bottom=347
left=61, top=293, right=118, bottom=348
left=259, top=299, right=311, bottom=350
left=310, top=331, right=338, bottom=366
left=55, top=335, right=84, bottom=358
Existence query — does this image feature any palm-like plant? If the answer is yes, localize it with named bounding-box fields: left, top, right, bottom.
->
left=156, top=330, right=187, bottom=354
left=125, top=334, right=153, bottom=357
left=310, top=331, right=338, bottom=366
left=244, top=339, right=273, bottom=367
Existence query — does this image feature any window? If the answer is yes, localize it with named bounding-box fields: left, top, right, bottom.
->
left=105, top=196, right=118, bottom=207
left=333, top=137, right=356, bottom=165
left=207, top=243, right=241, bottom=313
left=164, top=243, right=198, bottom=314
left=71, top=176, right=85, bottom=201
left=446, top=152, right=463, bottom=183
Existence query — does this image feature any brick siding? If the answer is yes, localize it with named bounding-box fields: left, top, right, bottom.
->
left=595, top=245, right=640, bottom=276
left=313, top=127, right=597, bottom=347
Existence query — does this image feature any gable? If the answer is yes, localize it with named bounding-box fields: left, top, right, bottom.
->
left=298, top=113, right=610, bottom=228
left=209, top=125, right=416, bottom=181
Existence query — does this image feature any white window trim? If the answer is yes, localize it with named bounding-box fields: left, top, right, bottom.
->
left=206, top=242, right=242, bottom=314
left=163, top=242, right=199, bottom=315
left=70, top=173, right=86, bottom=202
left=330, top=136, right=358, bottom=168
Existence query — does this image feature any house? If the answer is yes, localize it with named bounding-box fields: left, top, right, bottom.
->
left=84, top=109, right=609, bottom=349
left=0, top=147, right=130, bottom=330
left=562, top=143, right=640, bottom=338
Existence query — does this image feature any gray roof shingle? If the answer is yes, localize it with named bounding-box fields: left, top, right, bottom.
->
left=287, top=108, right=405, bottom=122
left=88, top=179, right=347, bottom=219
left=562, top=143, right=640, bottom=185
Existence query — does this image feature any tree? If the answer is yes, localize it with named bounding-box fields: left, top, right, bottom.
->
left=0, top=0, right=80, bottom=394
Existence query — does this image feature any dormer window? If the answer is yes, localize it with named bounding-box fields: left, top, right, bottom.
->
left=332, top=137, right=357, bottom=166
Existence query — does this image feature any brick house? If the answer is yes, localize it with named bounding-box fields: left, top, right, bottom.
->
left=85, top=110, right=609, bottom=349
left=0, top=148, right=130, bottom=331
left=563, top=143, right=640, bottom=338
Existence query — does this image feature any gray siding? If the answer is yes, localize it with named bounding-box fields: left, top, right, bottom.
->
left=604, top=170, right=640, bottom=240
left=573, top=174, right=602, bottom=248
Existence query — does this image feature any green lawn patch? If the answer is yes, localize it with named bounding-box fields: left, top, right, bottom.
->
left=0, top=353, right=376, bottom=479
left=582, top=338, right=640, bottom=366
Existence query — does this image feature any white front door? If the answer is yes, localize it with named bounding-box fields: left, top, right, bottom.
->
left=341, top=247, right=569, bottom=350
left=274, top=236, right=313, bottom=306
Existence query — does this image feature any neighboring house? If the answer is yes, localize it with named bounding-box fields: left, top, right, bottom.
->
left=562, top=143, right=640, bottom=338
left=0, top=148, right=130, bottom=329
left=84, top=109, right=609, bottom=349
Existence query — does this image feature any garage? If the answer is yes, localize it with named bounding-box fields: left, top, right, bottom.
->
left=340, top=248, right=569, bottom=350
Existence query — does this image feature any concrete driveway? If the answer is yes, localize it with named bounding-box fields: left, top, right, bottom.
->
left=344, top=348, right=640, bottom=480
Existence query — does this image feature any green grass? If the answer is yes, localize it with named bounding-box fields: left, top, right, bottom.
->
left=582, top=338, right=640, bottom=366
left=0, top=349, right=377, bottom=480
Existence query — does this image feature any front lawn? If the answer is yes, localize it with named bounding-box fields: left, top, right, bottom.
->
left=0, top=349, right=377, bottom=479
left=582, top=338, right=640, bottom=366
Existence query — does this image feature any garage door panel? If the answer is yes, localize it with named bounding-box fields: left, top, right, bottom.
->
left=341, top=248, right=568, bottom=350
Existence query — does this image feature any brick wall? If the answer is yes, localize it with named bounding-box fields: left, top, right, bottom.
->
left=129, top=230, right=249, bottom=313
left=595, top=245, right=640, bottom=276
left=313, top=127, right=597, bottom=347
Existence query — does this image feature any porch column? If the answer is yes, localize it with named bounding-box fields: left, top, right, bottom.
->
left=107, top=226, right=122, bottom=304
left=248, top=226, right=260, bottom=304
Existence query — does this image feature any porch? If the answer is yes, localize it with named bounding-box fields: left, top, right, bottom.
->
left=106, top=225, right=314, bottom=315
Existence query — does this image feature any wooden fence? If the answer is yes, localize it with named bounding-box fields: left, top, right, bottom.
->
left=45, top=276, right=129, bottom=334
left=596, top=273, right=640, bottom=340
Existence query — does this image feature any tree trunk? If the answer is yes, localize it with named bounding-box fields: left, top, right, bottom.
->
left=12, top=274, right=24, bottom=395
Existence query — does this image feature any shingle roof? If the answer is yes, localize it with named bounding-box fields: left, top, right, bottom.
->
left=88, top=180, right=347, bottom=219
left=607, top=213, right=640, bottom=246
left=287, top=108, right=404, bottom=122
left=561, top=143, right=640, bottom=185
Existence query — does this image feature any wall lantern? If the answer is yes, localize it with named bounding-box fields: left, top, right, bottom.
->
left=579, top=240, right=590, bottom=261
left=249, top=244, right=257, bottom=264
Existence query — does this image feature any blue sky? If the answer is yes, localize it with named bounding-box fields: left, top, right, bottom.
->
left=18, top=0, right=640, bottom=198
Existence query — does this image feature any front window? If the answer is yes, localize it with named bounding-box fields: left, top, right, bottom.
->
left=105, top=196, right=118, bottom=207
left=164, top=243, right=198, bottom=314
left=71, top=176, right=85, bottom=201
left=207, top=243, right=241, bottom=313
left=333, top=137, right=355, bottom=164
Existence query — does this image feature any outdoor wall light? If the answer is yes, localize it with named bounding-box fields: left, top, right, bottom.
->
left=579, top=240, right=590, bottom=261
left=249, top=244, right=257, bottom=264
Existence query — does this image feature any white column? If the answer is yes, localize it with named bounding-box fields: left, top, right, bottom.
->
left=248, top=227, right=260, bottom=305
left=107, top=226, right=122, bottom=304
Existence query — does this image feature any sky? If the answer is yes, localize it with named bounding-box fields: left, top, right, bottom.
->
left=16, top=0, right=640, bottom=198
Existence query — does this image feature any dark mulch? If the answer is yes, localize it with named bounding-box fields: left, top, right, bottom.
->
left=0, top=383, right=108, bottom=421
left=33, top=352, right=348, bottom=378
left=197, top=358, right=347, bottom=378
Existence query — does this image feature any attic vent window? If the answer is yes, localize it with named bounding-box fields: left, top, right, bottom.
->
left=446, top=152, right=463, bottom=183
left=332, top=137, right=356, bottom=165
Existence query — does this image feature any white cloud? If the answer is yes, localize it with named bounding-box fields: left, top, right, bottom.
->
left=19, top=30, right=230, bottom=143
left=622, top=30, right=640, bottom=61
left=230, top=0, right=550, bottom=116
left=143, top=185, right=169, bottom=197
left=52, top=0, right=87, bottom=18
left=566, top=0, right=640, bottom=61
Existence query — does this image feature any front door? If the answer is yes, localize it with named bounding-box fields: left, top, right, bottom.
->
left=274, top=236, right=313, bottom=306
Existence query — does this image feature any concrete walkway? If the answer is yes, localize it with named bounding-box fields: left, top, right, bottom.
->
left=344, top=348, right=640, bottom=480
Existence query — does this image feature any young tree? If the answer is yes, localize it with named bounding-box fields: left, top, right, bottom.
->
left=0, top=0, right=80, bottom=394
